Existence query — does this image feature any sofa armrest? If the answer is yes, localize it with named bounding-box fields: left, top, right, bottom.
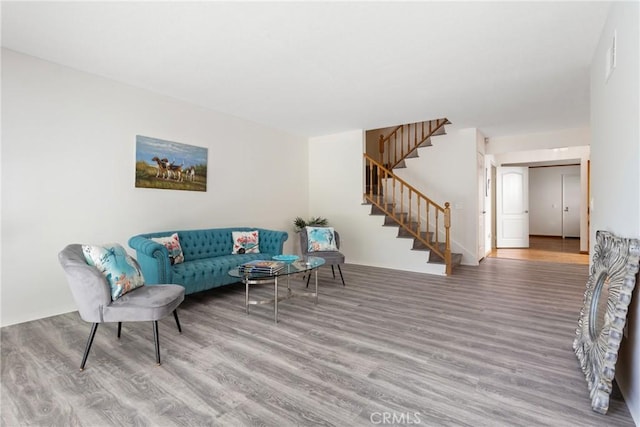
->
left=257, top=228, right=289, bottom=255
left=128, top=236, right=172, bottom=284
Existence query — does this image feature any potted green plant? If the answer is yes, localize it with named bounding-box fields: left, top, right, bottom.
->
left=293, top=216, right=328, bottom=232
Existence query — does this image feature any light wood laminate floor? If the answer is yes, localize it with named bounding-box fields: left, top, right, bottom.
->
left=488, top=236, right=589, bottom=265
left=1, top=258, right=633, bottom=426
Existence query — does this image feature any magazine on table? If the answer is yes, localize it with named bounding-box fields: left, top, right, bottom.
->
left=238, top=260, right=286, bottom=274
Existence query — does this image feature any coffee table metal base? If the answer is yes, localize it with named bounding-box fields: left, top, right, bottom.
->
left=244, top=270, right=319, bottom=323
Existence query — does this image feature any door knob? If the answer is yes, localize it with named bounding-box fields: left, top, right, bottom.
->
left=564, top=207, right=569, bottom=212
left=524, top=210, right=529, bottom=213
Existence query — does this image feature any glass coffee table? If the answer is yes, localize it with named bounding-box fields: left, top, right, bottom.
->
left=228, top=256, right=325, bottom=323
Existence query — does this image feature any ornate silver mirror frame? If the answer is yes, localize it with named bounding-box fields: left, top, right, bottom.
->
left=573, top=230, right=640, bottom=414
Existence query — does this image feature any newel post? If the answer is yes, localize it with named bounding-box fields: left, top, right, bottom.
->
left=444, top=202, right=452, bottom=275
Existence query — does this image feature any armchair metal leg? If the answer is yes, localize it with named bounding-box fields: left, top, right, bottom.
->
left=80, top=323, right=99, bottom=371
left=173, top=310, right=182, bottom=333
left=117, top=322, right=122, bottom=339
left=337, top=265, right=345, bottom=286
left=306, top=266, right=345, bottom=287
left=153, top=321, right=161, bottom=366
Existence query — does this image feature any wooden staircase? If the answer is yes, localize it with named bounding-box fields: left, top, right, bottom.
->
left=379, top=118, right=451, bottom=169
left=364, top=118, right=462, bottom=275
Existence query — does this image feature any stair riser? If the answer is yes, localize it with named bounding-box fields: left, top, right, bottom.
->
left=428, top=252, right=462, bottom=266
left=397, top=227, right=432, bottom=240
left=418, top=138, right=433, bottom=148
left=384, top=214, right=408, bottom=226
left=370, top=203, right=395, bottom=216
left=413, top=241, right=431, bottom=250
left=370, top=205, right=385, bottom=216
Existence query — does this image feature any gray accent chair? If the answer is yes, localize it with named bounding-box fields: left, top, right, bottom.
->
left=58, top=244, right=185, bottom=370
left=300, top=230, right=346, bottom=287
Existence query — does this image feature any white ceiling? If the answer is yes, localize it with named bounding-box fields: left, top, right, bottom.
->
left=1, top=1, right=610, bottom=138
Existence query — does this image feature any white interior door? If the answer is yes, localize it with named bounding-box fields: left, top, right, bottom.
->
left=478, top=153, right=485, bottom=260
left=497, top=167, right=529, bottom=248
left=562, top=174, right=580, bottom=238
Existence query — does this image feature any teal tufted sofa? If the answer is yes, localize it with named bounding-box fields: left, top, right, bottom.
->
left=128, top=227, right=288, bottom=295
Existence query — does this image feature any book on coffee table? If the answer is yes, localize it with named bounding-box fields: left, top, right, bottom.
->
left=238, top=260, right=286, bottom=274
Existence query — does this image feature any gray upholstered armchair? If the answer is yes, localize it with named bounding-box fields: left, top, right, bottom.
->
left=58, top=244, right=185, bottom=370
left=299, top=229, right=346, bottom=287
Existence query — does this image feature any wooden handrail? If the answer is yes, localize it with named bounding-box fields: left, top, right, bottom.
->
left=379, top=118, right=450, bottom=169
left=364, top=153, right=452, bottom=274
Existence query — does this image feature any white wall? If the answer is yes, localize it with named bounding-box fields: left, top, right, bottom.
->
left=477, top=131, right=487, bottom=259
left=484, top=154, right=496, bottom=255
left=487, top=127, right=590, bottom=154
left=1, top=49, right=309, bottom=326
left=529, top=165, right=580, bottom=236
left=396, top=127, right=481, bottom=265
left=590, top=2, right=640, bottom=423
left=308, top=129, right=365, bottom=238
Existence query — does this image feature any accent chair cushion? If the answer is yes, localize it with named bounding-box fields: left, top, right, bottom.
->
left=82, top=243, right=145, bottom=301
left=306, top=226, right=338, bottom=252
left=151, top=233, right=185, bottom=265
left=102, top=284, right=185, bottom=322
left=232, top=230, right=260, bottom=254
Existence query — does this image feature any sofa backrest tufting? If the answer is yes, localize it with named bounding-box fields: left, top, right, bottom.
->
left=178, top=228, right=236, bottom=260
left=130, top=227, right=288, bottom=262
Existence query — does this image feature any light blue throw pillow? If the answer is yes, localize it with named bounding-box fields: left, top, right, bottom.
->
left=306, top=226, right=338, bottom=252
left=82, top=243, right=145, bottom=300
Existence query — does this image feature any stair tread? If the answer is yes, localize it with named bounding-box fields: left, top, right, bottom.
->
left=426, top=252, right=463, bottom=266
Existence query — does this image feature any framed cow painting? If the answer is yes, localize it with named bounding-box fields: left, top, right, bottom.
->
left=135, top=135, right=208, bottom=192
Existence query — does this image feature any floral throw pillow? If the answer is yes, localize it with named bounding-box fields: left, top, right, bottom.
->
left=306, top=226, right=338, bottom=252
left=82, top=243, right=145, bottom=301
left=232, top=230, right=260, bottom=254
left=151, top=233, right=185, bottom=265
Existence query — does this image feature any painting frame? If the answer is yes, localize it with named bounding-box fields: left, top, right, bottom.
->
left=135, top=135, right=208, bottom=192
